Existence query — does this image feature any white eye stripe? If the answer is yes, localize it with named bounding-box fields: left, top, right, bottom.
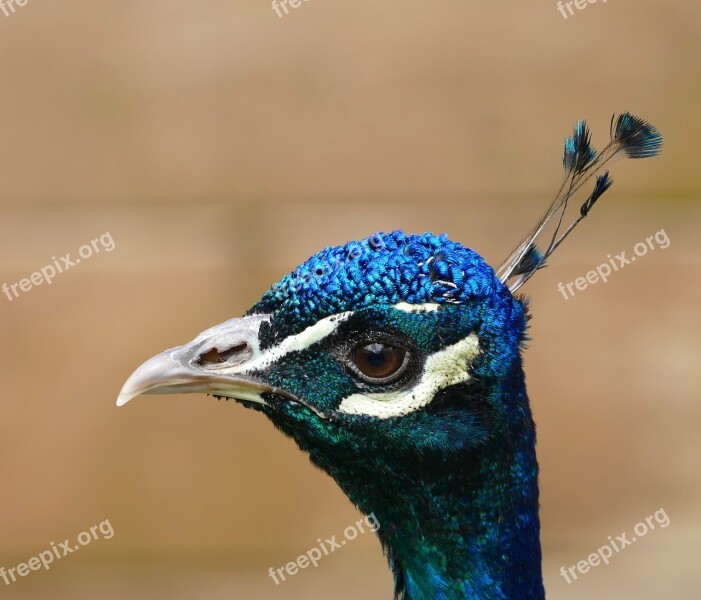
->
left=336, top=333, right=480, bottom=419
left=216, top=311, right=353, bottom=375
left=393, top=302, right=441, bottom=313
left=225, top=303, right=436, bottom=375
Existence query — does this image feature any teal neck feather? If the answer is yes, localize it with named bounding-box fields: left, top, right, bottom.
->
left=311, top=370, right=544, bottom=600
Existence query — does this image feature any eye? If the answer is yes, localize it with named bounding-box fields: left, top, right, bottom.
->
left=350, top=342, right=408, bottom=383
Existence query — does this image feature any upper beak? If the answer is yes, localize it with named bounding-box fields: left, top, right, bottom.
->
left=116, top=314, right=283, bottom=407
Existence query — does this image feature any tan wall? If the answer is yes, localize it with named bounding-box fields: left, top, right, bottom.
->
left=0, top=1, right=699, bottom=598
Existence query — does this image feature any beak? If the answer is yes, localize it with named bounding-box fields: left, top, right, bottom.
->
left=116, top=314, right=285, bottom=407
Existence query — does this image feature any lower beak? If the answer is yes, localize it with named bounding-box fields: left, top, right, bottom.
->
left=116, top=315, right=281, bottom=407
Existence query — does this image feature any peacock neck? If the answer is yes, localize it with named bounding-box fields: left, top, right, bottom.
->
left=374, top=440, right=544, bottom=600
left=333, top=387, right=544, bottom=599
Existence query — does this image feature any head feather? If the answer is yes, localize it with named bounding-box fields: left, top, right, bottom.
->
left=498, top=113, right=662, bottom=292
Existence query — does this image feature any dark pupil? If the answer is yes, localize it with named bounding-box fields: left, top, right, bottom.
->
left=353, top=343, right=405, bottom=379
left=365, top=344, right=386, bottom=367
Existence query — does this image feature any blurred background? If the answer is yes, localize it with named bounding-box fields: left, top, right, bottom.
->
left=1, top=1, right=699, bottom=598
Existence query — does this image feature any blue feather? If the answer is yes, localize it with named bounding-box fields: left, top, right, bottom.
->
left=611, top=112, right=663, bottom=159
left=563, top=120, right=596, bottom=173
left=580, top=171, right=613, bottom=217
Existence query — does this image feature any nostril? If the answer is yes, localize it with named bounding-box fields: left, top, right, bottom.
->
left=196, top=342, right=252, bottom=368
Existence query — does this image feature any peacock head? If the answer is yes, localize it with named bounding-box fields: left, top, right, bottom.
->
left=117, top=113, right=661, bottom=598
left=117, top=231, right=529, bottom=475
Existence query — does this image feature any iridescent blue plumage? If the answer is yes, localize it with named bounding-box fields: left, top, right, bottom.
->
left=611, top=112, right=664, bottom=159
left=563, top=120, right=596, bottom=173
left=251, top=232, right=511, bottom=339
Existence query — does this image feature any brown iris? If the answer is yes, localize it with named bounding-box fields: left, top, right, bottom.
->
left=351, top=342, right=407, bottom=381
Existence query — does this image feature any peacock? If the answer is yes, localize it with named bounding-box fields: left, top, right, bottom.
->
left=117, top=113, right=661, bottom=599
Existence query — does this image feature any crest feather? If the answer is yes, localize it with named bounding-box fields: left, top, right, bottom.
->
left=498, top=113, right=662, bottom=292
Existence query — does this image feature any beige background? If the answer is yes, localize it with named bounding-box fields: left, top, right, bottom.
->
left=1, top=1, right=699, bottom=598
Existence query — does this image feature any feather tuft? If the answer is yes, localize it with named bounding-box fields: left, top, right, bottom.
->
left=563, top=120, right=596, bottom=173
left=580, top=171, right=613, bottom=218
left=498, top=113, right=662, bottom=293
left=511, top=244, right=545, bottom=277
left=610, top=112, right=663, bottom=159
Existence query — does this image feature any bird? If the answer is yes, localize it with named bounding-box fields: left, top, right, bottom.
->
left=117, top=113, right=662, bottom=599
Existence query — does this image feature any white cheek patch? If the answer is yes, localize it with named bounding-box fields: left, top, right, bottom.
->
left=217, top=311, right=352, bottom=374
left=393, top=302, right=441, bottom=313
left=336, top=333, right=480, bottom=419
